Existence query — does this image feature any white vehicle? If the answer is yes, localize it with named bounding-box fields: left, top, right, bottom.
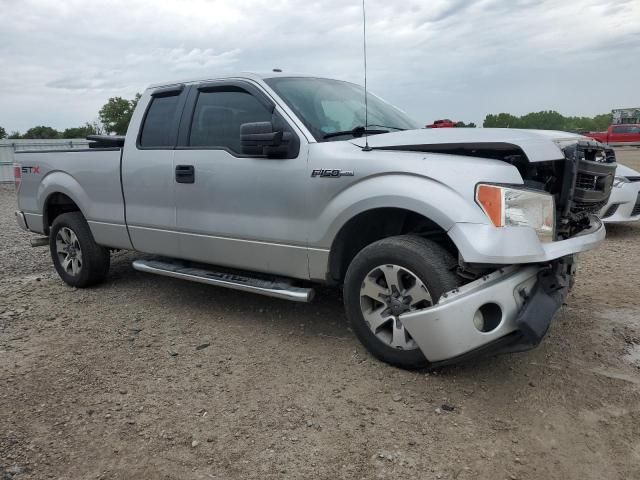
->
left=600, top=164, right=640, bottom=223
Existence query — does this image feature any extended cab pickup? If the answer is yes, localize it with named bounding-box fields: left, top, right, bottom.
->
left=14, top=74, right=616, bottom=369
left=585, top=124, right=640, bottom=145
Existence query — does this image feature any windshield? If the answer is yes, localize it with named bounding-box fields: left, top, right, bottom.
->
left=264, top=77, right=420, bottom=141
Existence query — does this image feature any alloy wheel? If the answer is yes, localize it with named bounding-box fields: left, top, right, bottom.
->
left=55, top=227, right=83, bottom=276
left=359, top=264, right=433, bottom=350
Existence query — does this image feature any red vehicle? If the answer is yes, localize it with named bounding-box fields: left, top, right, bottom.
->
left=585, top=124, right=640, bottom=145
left=426, top=119, right=456, bottom=128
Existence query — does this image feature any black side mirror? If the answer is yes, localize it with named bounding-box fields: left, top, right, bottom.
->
left=240, top=121, right=291, bottom=157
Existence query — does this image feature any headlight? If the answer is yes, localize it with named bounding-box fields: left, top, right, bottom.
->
left=613, top=176, right=630, bottom=188
left=475, top=184, right=555, bottom=243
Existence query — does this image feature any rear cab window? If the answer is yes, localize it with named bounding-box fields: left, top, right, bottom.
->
left=138, top=86, right=185, bottom=148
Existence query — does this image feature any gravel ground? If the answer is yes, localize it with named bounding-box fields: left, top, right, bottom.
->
left=1, top=150, right=639, bottom=480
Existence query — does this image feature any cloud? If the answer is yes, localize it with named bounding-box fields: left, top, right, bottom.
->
left=45, top=48, right=241, bottom=92
left=0, top=0, right=639, bottom=132
left=425, top=0, right=477, bottom=23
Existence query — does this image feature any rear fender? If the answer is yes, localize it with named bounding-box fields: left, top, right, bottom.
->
left=38, top=171, right=91, bottom=232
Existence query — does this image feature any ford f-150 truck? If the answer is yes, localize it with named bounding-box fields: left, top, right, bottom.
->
left=585, top=124, right=640, bottom=146
left=14, top=73, right=616, bottom=369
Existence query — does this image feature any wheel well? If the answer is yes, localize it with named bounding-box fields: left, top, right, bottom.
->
left=328, top=208, right=456, bottom=283
left=44, top=193, right=81, bottom=234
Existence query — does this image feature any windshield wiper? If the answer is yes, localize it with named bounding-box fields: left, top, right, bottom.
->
left=323, top=126, right=389, bottom=140
left=366, top=124, right=406, bottom=131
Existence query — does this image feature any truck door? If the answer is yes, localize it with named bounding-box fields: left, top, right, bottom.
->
left=121, top=86, right=188, bottom=256
left=618, top=125, right=640, bottom=143
left=609, top=125, right=631, bottom=144
left=171, top=81, right=310, bottom=279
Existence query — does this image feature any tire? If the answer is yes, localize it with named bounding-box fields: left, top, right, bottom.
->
left=344, top=235, right=463, bottom=369
left=49, top=212, right=110, bottom=288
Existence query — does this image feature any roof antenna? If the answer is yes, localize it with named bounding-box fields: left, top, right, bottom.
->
left=361, top=0, right=372, bottom=152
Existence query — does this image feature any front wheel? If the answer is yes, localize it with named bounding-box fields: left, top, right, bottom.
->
left=49, top=212, right=110, bottom=288
left=344, top=235, right=463, bottom=369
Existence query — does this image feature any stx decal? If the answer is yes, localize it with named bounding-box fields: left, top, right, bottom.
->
left=22, top=166, right=41, bottom=174
left=311, top=169, right=354, bottom=178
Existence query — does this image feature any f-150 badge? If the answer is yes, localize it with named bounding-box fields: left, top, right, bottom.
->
left=311, top=169, right=354, bottom=178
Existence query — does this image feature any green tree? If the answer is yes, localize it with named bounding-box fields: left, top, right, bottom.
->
left=0, top=126, right=6, bottom=139
left=454, top=121, right=477, bottom=128
left=21, top=126, right=61, bottom=139
left=8, top=131, right=21, bottom=139
left=62, top=122, right=99, bottom=139
left=99, top=93, right=141, bottom=135
left=588, top=114, right=611, bottom=131
left=483, top=113, right=520, bottom=128
left=483, top=111, right=611, bottom=132
left=518, top=110, right=565, bottom=130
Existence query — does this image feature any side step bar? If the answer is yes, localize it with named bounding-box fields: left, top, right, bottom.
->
left=132, top=259, right=315, bottom=303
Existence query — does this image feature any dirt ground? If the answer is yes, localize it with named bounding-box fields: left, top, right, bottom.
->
left=1, top=149, right=639, bottom=480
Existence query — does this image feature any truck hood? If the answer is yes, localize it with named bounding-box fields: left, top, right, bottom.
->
left=350, top=128, right=590, bottom=163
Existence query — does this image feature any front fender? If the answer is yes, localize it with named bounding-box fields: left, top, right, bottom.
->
left=310, top=173, right=490, bottom=248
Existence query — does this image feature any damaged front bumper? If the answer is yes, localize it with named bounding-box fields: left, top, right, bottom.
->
left=448, top=214, right=605, bottom=264
left=401, top=257, right=574, bottom=364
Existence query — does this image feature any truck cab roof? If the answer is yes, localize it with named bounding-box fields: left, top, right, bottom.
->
left=147, top=72, right=326, bottom=90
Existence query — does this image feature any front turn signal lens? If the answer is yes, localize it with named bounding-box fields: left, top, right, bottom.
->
left=475, top=184, right=504, bottom=227
left=475, top=184, right=555, bottom=243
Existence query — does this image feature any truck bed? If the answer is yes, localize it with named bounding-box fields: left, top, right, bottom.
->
left=15, top=146, right=130, bottom=248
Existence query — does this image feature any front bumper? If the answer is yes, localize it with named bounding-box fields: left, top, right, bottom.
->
left=401, top=258, right=573, bottom=363
left=448, top=214, right=605, bottom=264
left=15, top=210, right=28, bottom=231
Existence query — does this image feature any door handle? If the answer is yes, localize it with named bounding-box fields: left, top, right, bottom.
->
left=175, top=165, right=195, bottom=184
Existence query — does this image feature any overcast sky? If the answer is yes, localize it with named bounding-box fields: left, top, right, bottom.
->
left=1, top=0, right=639, bottom=133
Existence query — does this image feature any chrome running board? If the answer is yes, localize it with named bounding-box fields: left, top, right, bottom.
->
left=132, top=259, right=314, bottom=303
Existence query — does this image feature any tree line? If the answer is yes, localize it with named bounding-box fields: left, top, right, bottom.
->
left=453, top=121, right=476, bottom=128
left=0, top=102, right=612, bottom=140
left=0, top=94, right=141, bottom=140
left=483, top=110, right=611, bottom=132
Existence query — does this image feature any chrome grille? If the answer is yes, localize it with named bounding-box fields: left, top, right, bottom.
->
left=562, top=142, right=616, bottom=216
left=575, top=173, right=598, bottom=191
left=556, top=141, right=616, bottom=237
left=573, top=200, right=608, bottom=214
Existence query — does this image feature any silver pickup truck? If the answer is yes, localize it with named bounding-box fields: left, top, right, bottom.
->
left=14, top=73, right=616, bottom=369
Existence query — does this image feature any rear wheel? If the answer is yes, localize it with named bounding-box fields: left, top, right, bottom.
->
left=49, top=212, right=110, bottom=287
left=344, top=235, right=462, bottom=369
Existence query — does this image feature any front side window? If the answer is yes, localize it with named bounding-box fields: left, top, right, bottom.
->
left=612, top=125, right=632, bottom=134
left=265, top=77, right=419, bottom=141
left=139, top=94, right=181, bottom=148
left=189, top=88, right=272, bottom=153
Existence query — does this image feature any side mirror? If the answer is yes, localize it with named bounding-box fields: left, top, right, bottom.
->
left=240, top=121, right=291, bottom=157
